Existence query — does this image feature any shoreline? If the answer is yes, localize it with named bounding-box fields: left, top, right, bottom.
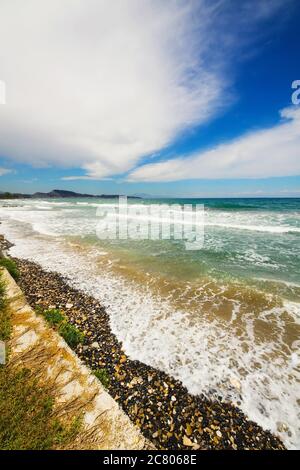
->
left=0, top=235, right=285, bottom=450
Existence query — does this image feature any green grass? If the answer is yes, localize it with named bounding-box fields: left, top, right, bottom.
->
left=43, top=308, right=66, bottom=327
left=0, top=257, right=20, bottom=281
left=0, top=367, right=81, bottom=450
left=58, top=322, right=85, bottom=348
left=0, top=272, right=81, bottom=450
left=94, top=368, right=110, bottom=388
left=38, top=307, right=84, bottom=348
left=0, top=274, right=11, bottom=342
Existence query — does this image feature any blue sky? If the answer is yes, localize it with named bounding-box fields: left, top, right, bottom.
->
left=0, top=0, right=300, bottom=197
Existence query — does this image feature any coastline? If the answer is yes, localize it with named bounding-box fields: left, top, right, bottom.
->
left=0, top=236, right=285, bottom=450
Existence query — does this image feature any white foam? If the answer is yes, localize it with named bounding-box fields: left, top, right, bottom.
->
left=34, top=201, right=71, bottom=206
left=2, top=200, right=300, bottom=237
left=35, top=205, right=53, bottom=210
left=205, top=222, right=300, bottom=234
left=254, top=277, right=300, bottom=289
left=76, top=202, right=101, bottom=207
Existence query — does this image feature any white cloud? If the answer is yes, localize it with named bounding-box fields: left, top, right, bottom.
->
left=278, top=189, right=300, bottom=194
left=0, top=167, right=11, bottom=176
left=128, top=107, right=300, bottom=181
left=0, top=0, right=288, bottom=179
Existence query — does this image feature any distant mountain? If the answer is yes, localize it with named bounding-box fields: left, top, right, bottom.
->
left=0, top=189, right=140, bottom=199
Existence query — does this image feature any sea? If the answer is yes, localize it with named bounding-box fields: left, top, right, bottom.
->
left=0, top=197, right=299, bottom=448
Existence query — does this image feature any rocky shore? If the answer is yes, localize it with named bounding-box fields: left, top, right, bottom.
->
left=0, top=237, right=285, bottom=450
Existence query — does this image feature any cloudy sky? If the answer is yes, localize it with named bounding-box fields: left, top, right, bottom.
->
left=0, top=0, right=299, bottom=197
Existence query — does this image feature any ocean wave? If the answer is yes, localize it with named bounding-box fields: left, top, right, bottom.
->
left=205, top=222, right=300, bottom=234
left=1, top=218, right=299, bottom=449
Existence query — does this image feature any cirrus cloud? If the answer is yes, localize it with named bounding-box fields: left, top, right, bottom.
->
left=128, top=107, right=300, bottom=181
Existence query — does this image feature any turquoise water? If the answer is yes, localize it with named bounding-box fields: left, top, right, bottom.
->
left=94, top=197, right=300, bottom=298
left=0, top=197, right=300, bottom=448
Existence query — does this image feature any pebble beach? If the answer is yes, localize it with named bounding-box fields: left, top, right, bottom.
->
left=1, top=234, right=285, bottom=450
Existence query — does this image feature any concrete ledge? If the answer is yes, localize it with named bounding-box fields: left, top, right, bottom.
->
left=1, top=267, right=150, bottom=450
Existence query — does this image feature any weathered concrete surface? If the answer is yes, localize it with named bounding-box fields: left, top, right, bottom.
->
left=1, top=267, right=150, bottom=450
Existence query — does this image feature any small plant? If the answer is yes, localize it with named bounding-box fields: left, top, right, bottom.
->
left=0, top=276, right=6, bottom=313
left=94, top=368, right=110, bottom=388
left=42, top=308, right=66, bottom=327
left=38, top=307, right=84, bottom=348
left=58, top=322, right=84, bottom=348
left=0, top=257, right=20, bottom=281
left=0, top=274, right=11, bottom=342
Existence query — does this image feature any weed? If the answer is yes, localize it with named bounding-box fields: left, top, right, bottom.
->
left=0, top=257, right=20, bottom=281
left=94, top=368, right=110, bottom=388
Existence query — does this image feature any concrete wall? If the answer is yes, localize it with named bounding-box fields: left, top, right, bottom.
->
left=1, top=267, right=151, bottom=450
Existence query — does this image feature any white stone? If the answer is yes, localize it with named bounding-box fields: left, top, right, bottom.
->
left=229, top=377, right=241, bottom=391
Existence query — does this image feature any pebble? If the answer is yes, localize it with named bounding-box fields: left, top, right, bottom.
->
left=230, top=377, right=241, bottom=391
left=183, top=436, right=194, bottom=447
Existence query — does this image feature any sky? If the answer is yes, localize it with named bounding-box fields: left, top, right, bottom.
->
left=0, top=0, right=300, bottom=198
